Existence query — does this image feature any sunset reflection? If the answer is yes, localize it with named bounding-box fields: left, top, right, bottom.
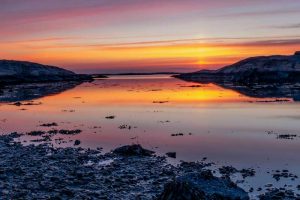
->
left=33, top=76, right=258, bottom=108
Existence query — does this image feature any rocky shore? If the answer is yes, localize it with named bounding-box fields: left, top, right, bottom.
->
left=1, top=133, right=299, bottom=199
left=0, top=133, right=249, bottom=200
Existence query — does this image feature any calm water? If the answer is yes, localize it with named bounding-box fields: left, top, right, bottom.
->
left=1, top=75, right=300, bottom=197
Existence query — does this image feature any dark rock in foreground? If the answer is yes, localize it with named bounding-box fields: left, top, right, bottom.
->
left=0, top=133, right=250, bottom=199
left=113, top=144, right=155, bottom=156
left=176, top=51, right=300, bottom=84
left=158, top=171, right=249, bottom=200
left=74, top=140, right=81, bottom=146
left=0, top=60, right=93, bottom=84
left=166, top=152, right=176, bottom=158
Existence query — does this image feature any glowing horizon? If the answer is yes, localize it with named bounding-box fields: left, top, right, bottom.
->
left=1, top=0, right=300, bottom=73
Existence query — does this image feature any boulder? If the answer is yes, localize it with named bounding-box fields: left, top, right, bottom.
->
left=113, top=144, right=154, bottom=156
left=166, top=152, right=176, bottom=158
left=157, top=171, right=249, bottom=200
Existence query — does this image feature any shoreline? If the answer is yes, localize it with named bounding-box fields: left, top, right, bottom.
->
left=0, top=132, right=299, bottom=199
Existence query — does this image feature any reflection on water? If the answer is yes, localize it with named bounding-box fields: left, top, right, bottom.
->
left=204, top=82, right=300, bottom=102
left=0, top=75, right=300, bottom=196
left=0, top=81, right=83, bottom=102
left=176, top=76, right=300, bottom=101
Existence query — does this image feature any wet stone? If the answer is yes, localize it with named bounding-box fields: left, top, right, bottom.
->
left=74, top=140, right=81, bottom=146
left=157, top=171, right=249, bottom=200
left=166, top=152, right=176, bottom=158
left=113, top=144, right=155, bottom=156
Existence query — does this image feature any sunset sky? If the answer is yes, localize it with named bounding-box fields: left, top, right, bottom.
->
left=1, top=0, right=300, bottom=73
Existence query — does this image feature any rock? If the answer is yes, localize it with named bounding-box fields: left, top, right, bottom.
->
left=219, top=166, right=238, bottom=176
left=58, top=129, right=82, bottom=135
left=153, top=101, right=169, bottom=104
left=40, top=123, right=58, bottom=127
left=113, top=144, right=154, bottom=156
left=105, top=116, right=115, bottom=119
left=118, top=124, right=132, bottom=130
left=171, top=133, right=184, bottom=136
left=259, top=188, right=297, bottom=200
left=166, top=152, right=176, bottom=158
left=157, top=179, right=206, bottom=200
left=239, top=168, right=256, bottom=179
left=13, top=101, right=42, bottom=106
left=157, top=171, right=249, bottom=200
left=13, top=102, right=22, bottom=106
left=74, top=140, right=81, bottom=146
left=27, top=131, right=46, bottom=136
left=276, top=134, right=297, bottom=140
left=272, top=170, right=298, bottom=181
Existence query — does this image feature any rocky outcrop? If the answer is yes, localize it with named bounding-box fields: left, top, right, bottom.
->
left=0, top=60, right=93, bottom=84
left=175, top=51, right=300, bottom=84
left=113, top=144, right=155, bottom=156
left=157, top=171, right=249, bottom=200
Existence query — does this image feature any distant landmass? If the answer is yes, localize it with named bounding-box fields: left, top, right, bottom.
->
left=0, top=81, right=83, bottom=102
left=175, top=51, right=300, bottom=84
left=0, top=60, right=94, bottom=84
left=98, top=72, right=179, bottom=76
left=175, top=51, right=300, bottom=101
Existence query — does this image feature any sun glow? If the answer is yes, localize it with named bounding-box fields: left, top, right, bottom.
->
left=3, top=38, right=299, bottom=73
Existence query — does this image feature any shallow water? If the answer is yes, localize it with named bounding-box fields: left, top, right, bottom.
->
left=1, top=75, right=300, bottom=197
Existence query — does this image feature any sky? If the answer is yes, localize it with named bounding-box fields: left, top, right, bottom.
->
left=1, top=0, right=300, bottom=73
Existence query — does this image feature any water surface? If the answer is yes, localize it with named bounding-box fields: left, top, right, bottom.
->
left=0, top=75, right=299, bottom=197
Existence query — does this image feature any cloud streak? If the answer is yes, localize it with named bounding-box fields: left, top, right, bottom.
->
left=270, top=23, right=300, bottom=29
left=212, top=8, right=300, bottom=18
left=5, top=36, right=300, bottom=50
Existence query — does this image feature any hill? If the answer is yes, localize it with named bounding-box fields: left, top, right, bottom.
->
left=0, top=60, right=92, bottom=84
left=175, top=51, right=300, bottom=84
